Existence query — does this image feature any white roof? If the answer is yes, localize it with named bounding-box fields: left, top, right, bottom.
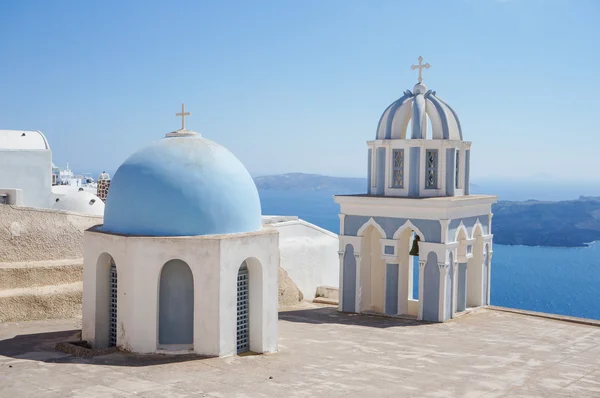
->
left=53, top=190, right=105, bottom=216
left=0, top=130, right=50, bottom=150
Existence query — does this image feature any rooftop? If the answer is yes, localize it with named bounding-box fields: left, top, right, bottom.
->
left=0, top=130, right=49, bottom=150
left=1, top=305, right=599, bottom=397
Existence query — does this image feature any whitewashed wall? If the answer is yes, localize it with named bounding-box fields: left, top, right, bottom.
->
left=263, top=216, right=339, bottom=299
left=83, top=228, right=279, bottom=357
left=0, top=150, right=52, bottom=209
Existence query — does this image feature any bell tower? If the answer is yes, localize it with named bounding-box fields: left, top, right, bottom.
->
left=336, top=57, right=497, bottom=323
left=96, top=171, right=111, bottom=202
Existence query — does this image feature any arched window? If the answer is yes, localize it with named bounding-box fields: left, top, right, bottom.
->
left=159, top=260, right=194, bottom=348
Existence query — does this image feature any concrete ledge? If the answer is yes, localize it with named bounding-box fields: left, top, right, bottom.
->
left=0, top=259, right=83, bottom=290
left=488, top=306, right=600, bottom=327
left=313, top=297, right=338, bottom=305
left=0, top=282, right=82, bottom=322
left=55, top=340, right=116, bottom=358
left=314, top=285, right=339, bottom=305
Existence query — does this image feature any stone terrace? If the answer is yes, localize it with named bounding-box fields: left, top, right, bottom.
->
left=1, top=305, right=600, bottom=397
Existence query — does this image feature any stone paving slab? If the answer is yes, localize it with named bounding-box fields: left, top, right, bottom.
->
left=0, top=307, right=599, bottom=397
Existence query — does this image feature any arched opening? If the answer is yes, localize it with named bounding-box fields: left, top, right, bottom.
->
left=237, top=258, right=263, bottom=354
left=94, top=253, right=117, bottom=349
left=394, top=225, right=423, bottom=317
left=422, top=251, right=440, bottom=322
left=342, top=244, right=357, bottom=313
left=360, top=225, right=385, bottom=313
left=456, top=228, right=469, bottom=312
left=467, top=225, right=485, bottom=307
left=158, top=259, right=194, bottom=348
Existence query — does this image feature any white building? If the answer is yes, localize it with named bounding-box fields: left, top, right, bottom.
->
left=0, top=129, right=103, bottom=215
left=82, top=116, right=279, bottom=357
left=335, top=57, right=498, bottom=322
left=53, top=189, right=105, bottom=216
left=0, top=130, right=52, bottom=208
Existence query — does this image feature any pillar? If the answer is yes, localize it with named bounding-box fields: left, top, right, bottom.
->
left=457, top=262, right=468, bottom=312
left=385, top=262, right=399, bottom=315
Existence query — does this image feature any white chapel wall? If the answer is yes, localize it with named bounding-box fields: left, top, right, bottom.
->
left=263, top=217, right=339, bottom=299
left=0, top=150, right=52, bottom=209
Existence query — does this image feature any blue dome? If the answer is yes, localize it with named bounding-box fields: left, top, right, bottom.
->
left=102, top=131, right=262, bottom=236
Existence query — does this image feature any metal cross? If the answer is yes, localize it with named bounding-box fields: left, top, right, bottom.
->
left=176, top=103, right=190, bottom=130
left=411, top=56, right=431, bottom=84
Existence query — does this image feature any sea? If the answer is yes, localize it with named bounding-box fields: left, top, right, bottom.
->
left=259, top=188, right=600, bottom=321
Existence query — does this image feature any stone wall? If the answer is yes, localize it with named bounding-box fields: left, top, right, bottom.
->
left=0, top=205, right=102, bottom=262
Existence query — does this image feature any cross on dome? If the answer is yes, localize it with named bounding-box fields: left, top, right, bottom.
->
left=411, top=56, right=431, bottom=84
left=176, top=103, right=191, bottom=130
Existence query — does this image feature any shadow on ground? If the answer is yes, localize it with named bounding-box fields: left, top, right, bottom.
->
left=0, top=329, right=211, bottom=367
left=279, top=305, right=429, bottom=328
left=0, top=306, right=428, bottom=367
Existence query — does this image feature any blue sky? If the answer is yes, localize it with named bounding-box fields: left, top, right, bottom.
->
left=0, top=0, right=598, bottom=181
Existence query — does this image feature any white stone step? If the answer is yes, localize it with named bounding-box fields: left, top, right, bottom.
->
left=0, top=259, right=83, bottom=290
left=0, top=282, right=82, bottom=322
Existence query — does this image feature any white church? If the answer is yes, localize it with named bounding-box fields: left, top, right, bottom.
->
left=1, top=58, right=498, bottom=361
left=336, top=57, right=497, bottom=322
left=82, top=110, right=279, bottom=356
left=0, top=129, right=105, bottom=215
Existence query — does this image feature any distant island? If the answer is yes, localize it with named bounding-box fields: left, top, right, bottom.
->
left=254, top=173, right=600, bottom=247
left=493, top=197, right=600, bottom=247
left=254, top=173, right=366, bottom=193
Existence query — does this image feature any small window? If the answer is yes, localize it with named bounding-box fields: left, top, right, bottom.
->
left=0, top=194, right=8, bottom=205
left=391, top=149, right=404, bottom=188
left=425, top=149, right=438, bottom=189
left=455, top=150, right=460, bottom=189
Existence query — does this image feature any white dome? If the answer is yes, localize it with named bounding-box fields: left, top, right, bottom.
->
left=98, top=171, right=110, bottom=180
left=376, top=83, right=463, bottom=140
left=53, top=190, right=105, bottom=216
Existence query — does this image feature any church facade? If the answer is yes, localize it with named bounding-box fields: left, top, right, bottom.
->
left=82, top=109, right=279, bottom=356
left=335, top=58, right=497, bottom=322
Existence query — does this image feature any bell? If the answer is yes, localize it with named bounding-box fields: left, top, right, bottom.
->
left=409, top=235, right=420, bottom=256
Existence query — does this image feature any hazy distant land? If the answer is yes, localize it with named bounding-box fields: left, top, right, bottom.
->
left=254, top=173, right=600, bottom=248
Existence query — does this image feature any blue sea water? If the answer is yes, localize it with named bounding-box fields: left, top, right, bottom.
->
left=259, top=189, right=600, bottom=321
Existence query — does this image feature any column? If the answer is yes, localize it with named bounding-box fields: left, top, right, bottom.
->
left=438, top=262, right=451, bottom=322
left=385, top=262, right=399, bottom=315
left=337, top=251, right=344, bottom=312
left=457, top=262, right=468, bottom=312
left=417, top=260, right=426, bottom=320
left=354, top=252, right=362, bottom=312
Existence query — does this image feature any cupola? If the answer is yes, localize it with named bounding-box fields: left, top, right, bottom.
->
left=368, top=57, right=471, bottom=198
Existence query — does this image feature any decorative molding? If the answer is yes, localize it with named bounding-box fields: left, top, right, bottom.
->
left=454, top=222, right=469, bottom=243
left=437, top=262, right=450, bottom=275
left=357, top=217, right=386, bottom=238
left=418, top=260, right=426, bottom=270
left=472, top=219, right=485, bottom=239
left=339, top=236, right=362, bottom=253
left=392, top=219, right=425, bottom=241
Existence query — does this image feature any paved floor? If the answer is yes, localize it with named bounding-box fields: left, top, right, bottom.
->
left=1, top=306, right=600, bottom=397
